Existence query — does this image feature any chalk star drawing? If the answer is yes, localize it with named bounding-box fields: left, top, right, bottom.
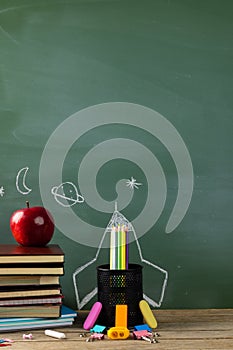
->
left=126, top=176, right=142, bottom=190
left=73, top=204, right=168, bottom=309
left=0, top=186, right=5, bottom=197
left=51, top=182, right=84, bottom=207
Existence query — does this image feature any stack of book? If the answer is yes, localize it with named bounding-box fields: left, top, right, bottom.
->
left=0, top=304, right=77, bottom=332
left=0, top=244, right=65, bottom=318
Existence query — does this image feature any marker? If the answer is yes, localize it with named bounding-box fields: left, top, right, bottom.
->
left=83, top=301, right=102, bottom=330
left=44, top=330, right=66, bottom=339
left=139, top=300, right=158, bottom=329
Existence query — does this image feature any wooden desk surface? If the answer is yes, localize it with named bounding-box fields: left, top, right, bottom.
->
left=1, top=309, right=233, bottom=350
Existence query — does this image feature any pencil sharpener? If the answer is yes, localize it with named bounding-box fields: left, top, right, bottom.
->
left=107, top=326, right=130, bottom=340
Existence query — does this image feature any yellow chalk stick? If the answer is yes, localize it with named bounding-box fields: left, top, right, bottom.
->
left=115, top=304, right=127, bottom=328
left=139, top=300, right=158, bottom=329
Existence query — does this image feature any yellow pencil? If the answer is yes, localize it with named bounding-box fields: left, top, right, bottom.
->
left=117, top=225, right=121, bottom=270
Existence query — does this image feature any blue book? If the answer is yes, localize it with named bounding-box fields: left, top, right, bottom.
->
left=60, top=305, right=77, bottom=318
left=0, top=305, right=77, bottom=331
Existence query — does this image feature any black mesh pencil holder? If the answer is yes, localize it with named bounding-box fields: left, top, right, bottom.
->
left=97, top=264, right=143, bottom=327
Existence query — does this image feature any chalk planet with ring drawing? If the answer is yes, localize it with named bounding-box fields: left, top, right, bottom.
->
left=51, top=182, right=84, bottom=207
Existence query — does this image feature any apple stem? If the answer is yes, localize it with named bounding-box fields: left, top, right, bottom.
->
left=26, top=201, right=30, bottom=209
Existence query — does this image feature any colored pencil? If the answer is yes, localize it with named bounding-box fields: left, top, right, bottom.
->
left=121, top=226, right=126, bottom=270
left=125, top=226, right=129, bottom=270
left=110, top=226, right=117, bottom=270
left=109, top=225, right=129, bottom=270
left=117, top=225, right=121, bottom=270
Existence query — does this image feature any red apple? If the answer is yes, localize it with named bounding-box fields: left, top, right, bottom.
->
left=10, top=201, right=54, bottom=247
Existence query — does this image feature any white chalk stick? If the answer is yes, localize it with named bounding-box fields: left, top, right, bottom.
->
left=44, top=329, right=66, bottom=339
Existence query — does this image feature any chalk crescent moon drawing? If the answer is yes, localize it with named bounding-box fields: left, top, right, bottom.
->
left=16, top=167, right=32, bottom=195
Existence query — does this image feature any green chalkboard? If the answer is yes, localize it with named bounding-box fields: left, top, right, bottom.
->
left=0, top=0, right=233, bottom=310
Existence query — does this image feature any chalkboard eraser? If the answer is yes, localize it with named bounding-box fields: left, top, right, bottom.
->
left=83, top=301, right=102, bottom=330
left=139, top=300, right=157, bottom=329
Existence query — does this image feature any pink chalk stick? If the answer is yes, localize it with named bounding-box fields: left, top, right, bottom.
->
left=83, top=302, right=102, bottom=330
